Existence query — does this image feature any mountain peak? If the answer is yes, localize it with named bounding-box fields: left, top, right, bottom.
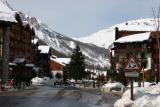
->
left=79, top=18, right=157, bottom=49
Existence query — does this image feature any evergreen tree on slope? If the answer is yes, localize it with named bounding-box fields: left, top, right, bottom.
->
left=68, top=43, right=86, bottom=80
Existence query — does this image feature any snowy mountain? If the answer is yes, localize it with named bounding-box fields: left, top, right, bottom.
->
left=0, top=0, right=110, bottom=68
left=79, top=18, right=157, bottom=49
left=33, top=21, right=110, bottom=67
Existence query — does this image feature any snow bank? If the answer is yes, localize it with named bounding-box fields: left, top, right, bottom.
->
left=127, top=82, right=152, bottom=88
left=31, top=77, right=43, bottom=85
left=114, top=84, right=160, bottom=107
left=103, top=82, right=124, bottom=88
left=102, top=82, right=125, bottom=92
left=31, top=77, right=54, bottom=85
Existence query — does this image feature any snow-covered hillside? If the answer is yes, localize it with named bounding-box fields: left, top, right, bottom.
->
left=0, top=0, right=110, bottom=68
left=32, top=20, right=110, bottom=67
left=79, top=18, right=157, bottom=49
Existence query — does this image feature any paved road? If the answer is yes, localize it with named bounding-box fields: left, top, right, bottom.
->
left=0, top=86, right=120, bottom=107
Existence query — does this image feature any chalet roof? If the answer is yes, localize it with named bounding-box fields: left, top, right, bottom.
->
left=50, top=57, right=70, bottom=66
left=114, top=32, right=151, bottom=43
left=0, top=1, right=34, bottom=31
left=0, top=1, right=16, bottom=22
left=38, top=45, right=50, bottom=54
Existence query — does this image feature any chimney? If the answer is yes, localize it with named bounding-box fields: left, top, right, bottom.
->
left=115, top=27, right=119, bottom=40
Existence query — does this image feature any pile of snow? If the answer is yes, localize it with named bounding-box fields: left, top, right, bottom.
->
left=114, top=84, right=160, bottom=107
left=102, top=82, right=125, bottom=91
left=70, top=78, right=76, bottom=83
left=31, top=77, right=43, bottom=85
left=31, top=77, right=64, bottom=86
left=31, top=77, right=54, bottom=85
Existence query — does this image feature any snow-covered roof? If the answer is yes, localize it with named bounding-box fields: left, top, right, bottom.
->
left=112, top=18, right=157, bottom=31
left=0, top=1, right=16, bottom=22
left=0, top=12, right=15, bottom=22
left=114, top=32, right=150, bottom=43
left=38, top=45, right=50, bottom=54
left=51, top=55, right=57, bottom=58
left=50, top=57, right=70, bottom=66
left=9, top=62, right=17, bottom=66
left=25, top=64, right=34, bottom=67
left=13, top=58, right=25, bottom=64
left=0, top=1, right=13, bottom=13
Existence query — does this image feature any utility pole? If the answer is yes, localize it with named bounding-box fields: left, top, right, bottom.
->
left=152, top=6, right=160, bottom=84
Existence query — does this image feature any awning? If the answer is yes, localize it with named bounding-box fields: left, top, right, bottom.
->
left=114, top=32, right=151, bottom=43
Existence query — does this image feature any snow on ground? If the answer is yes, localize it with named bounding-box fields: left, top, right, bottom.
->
left=102, top=82, right=125, bottom=92
left=103, top=82, right=125, bottom=89
left=127, top=82, right=152, bottom=88
left=31, top=77, right=54, bottom=85
left=114, top=83, right=160, bottom=107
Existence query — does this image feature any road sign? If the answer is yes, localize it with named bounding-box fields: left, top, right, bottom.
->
left=125, top=72, right=139, bottom=77
left=125, top=57, right=140, bottom=71
left=125, top=56, right=140, bottom=101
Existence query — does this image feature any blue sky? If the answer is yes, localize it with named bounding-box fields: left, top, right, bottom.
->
left=7, top=0, right=160, bottom=38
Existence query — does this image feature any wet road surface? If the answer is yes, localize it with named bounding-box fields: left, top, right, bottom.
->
left=0, top=86, right=120, bottom=107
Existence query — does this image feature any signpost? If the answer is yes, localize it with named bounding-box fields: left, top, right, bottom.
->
left=125, top=72, right=139, bottom=78
left=125, top=56, right=140, bottom=100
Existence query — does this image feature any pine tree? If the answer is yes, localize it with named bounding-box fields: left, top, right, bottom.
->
left=65, top=43, right=86, bottom=80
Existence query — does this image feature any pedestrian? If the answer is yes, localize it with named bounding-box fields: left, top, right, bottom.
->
left=93, top=81, right=95, bottom=88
